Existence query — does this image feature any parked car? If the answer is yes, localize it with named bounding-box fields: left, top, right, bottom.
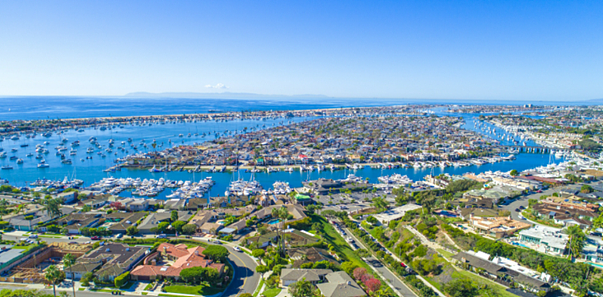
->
left=29, top=234, right=38, bottom=239
left=157, top=234, right=167, bottom=239
left=233, top=246, right=241, bottom=252
left=116, top=233, right=123, bottom=238
left=91, top=236, right=101, bottom=240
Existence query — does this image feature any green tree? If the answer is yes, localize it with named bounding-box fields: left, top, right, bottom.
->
left=182, top=224, right=197, bottom=235
left=80, top=272, right=93, bottom=287
left=45, top=265, right=65, bottom=297
left=157, top=221, right=170, bottom=232
left=81, top=205, right=92, bottom=212
left=126, top=226, right=139, bottom=236
left=510, top=169, right=519, bottom=176
left=171, top=220, right=186, bottom=233
left=443, top=278, right=479, bottom=297
left=566, top=225, right=586, bottom=258
left=171, top=210, right=178, bottom=222
left=341, top=261, right=358, bottom=275
left=371, top=196, right=388, bottom=212
left=63, top=253, right=77, bottom=297
left=44, top=198, right=63, bottom=218
left=251, top=249, right=265, bottom=258
left=581, top=185, right=594, bottom=194
left=202, top=245, right=229, bottom=263
left=255, top=265, right=269, bottom=273
left=288, top=278, right=320, bottom=297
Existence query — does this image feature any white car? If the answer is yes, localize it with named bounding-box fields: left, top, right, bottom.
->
left=233, top=246, right=241, bottom=252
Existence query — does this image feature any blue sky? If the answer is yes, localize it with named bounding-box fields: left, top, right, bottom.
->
left=0, top=0, right=602, bottom=100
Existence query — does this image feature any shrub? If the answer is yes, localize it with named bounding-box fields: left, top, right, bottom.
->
left=114, top=271, right=129, bottom=288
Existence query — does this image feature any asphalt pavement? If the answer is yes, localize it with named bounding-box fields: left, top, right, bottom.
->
left=499, top=188, right=557, bottom=222
left=341, top=226, right=418, bottom=297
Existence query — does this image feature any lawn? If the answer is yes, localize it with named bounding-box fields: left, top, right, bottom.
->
left=309, top=215, right=372, bottom=271
left=253, top=277, right=265, bottom=297
left=424, top=263, right=516, bottom=297
left=262, top=287, right=282, bottom=297
left=437, top=248, right=455, bottom=258
left=163, top=284, right=226, bottom=296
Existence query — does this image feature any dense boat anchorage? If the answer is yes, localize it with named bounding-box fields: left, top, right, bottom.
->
left=88, top=176, right=215, bottom=197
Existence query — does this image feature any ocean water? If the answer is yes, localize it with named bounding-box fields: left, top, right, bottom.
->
left=0, top=96, right=592, bottom=121
left=0, top=97, right=568, bottom=200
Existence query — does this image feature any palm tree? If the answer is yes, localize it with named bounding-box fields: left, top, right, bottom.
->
left=63, top=253, right=77, bottom=297
left=566, top=225, right=586, bottom=258
left=45, top=265, right=64, bottom=297
left=271, top=206, right=290, bottom=256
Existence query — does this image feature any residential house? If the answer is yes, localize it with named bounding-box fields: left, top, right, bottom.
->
left=468, top=216, right=531, bottom=238
left=452, top=252, right=551, bottom=293
left=70, top=243, right=148, bottom=281
left=280, top=268, right=332, bottom=286
left=518, top=226, right=568, bottom=256
left=317, top=271, right=367, bottom=297
left=131, top=243, right=225, bottom=281
left=56, top=213, right=102, bottom=234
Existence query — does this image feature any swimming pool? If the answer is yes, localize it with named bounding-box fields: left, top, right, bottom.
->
left=588, top=262, right=603, bottom=269
left=511, top=242, right=530, bottom=249
left=267, top=219, right=282, bottom=225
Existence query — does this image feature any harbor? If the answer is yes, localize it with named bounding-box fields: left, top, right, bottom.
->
left=0, top=105, right=574, bottom=201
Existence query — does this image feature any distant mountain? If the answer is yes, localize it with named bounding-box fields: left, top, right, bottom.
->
left=123, top=92, right=330, bottom=100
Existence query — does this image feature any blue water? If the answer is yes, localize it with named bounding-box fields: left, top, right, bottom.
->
left=0, top=97, right=569, bottom=200
left=267, top=219, right=281, bottom=225
left=0, top=96, right=595, bottom=121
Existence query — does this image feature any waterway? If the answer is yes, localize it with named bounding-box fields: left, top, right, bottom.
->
left=0, top=106, right=565, bottom=202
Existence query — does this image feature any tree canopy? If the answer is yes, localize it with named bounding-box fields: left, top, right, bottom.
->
left=202, top=245, right=229, bottom=263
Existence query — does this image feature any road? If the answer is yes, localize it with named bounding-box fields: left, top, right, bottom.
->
left=2, top=233, right=260, bottom=297
left=499, top=188, right=556, bottom=222
left=340, top=226, right=417, bottom=297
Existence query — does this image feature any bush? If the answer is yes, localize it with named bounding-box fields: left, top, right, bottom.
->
left=114, top=271, right=129, bottom=288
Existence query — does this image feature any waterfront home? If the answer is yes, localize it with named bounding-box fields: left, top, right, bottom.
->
left=82, top=196, right=111, bottom=209
left=56, top=191, right=77, bottom=204
left=372, top=204, right=422, bottom=225
left=131, top=243, right=224, bottom=281
left=518, top=226, right=568, bottom=256
left=280, top=268, right=333, bottom=286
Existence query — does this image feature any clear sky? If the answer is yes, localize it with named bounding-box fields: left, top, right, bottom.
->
left=1, top=0, right=602, bottom=100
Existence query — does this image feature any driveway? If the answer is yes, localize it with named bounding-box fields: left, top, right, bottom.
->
left=500, top=188, right=556, bottom=222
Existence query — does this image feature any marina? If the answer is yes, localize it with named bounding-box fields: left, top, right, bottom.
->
left=0, top=105, right=573, bottom=201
